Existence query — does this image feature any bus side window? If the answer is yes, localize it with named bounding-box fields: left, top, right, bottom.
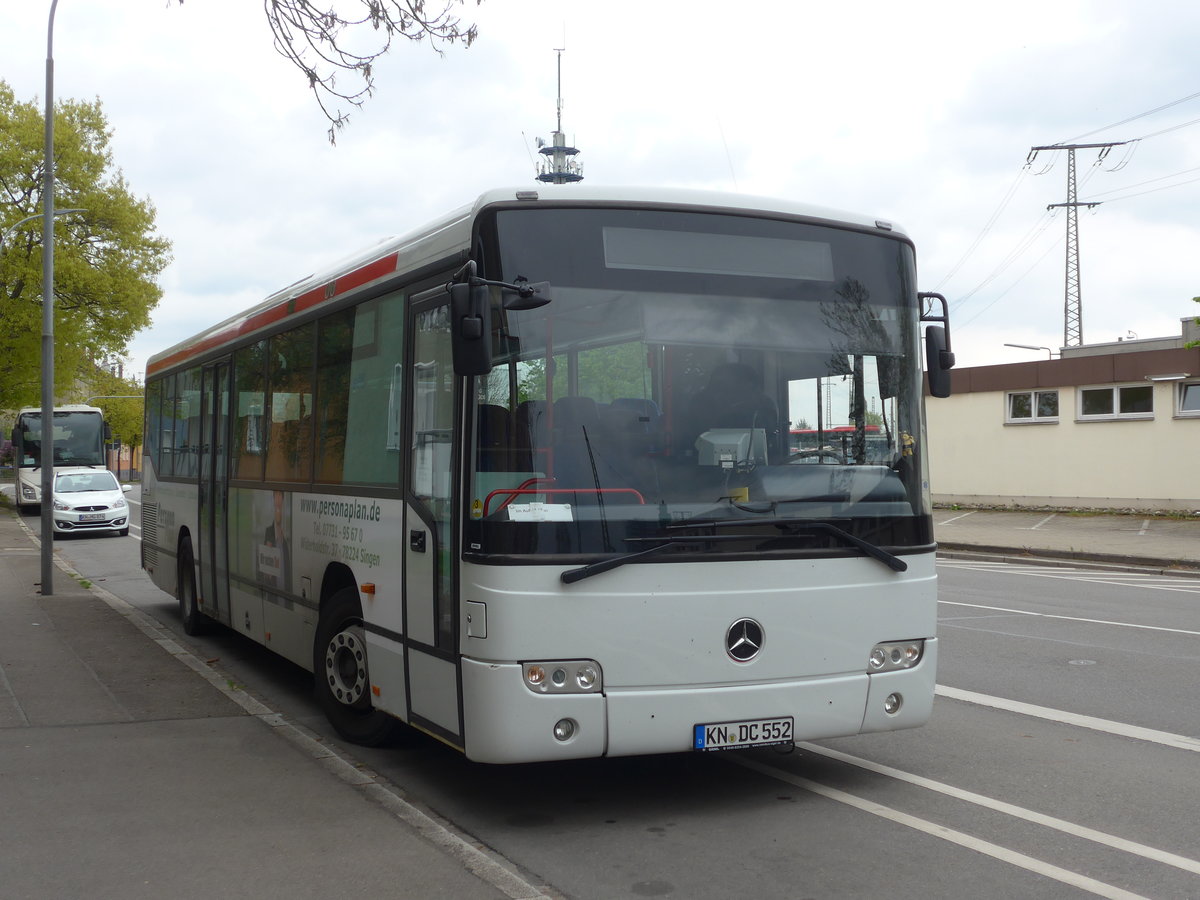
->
left=176, top=367, right=203, bottom=479
left=315, top=309, right=355, bottom=484
left=331, top=290, right=405, bottom=489
left=232, top=342, right=267, bottom=481
left=264, top=324, right=315, bottom=483
left=160, top=374, right=178, bottom=477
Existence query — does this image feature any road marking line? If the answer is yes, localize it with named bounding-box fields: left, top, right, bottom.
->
left=1139, top=519, right=1151, bottom=536
left=936, top=685, right=1200, bottom=753
left=939, top=599, right=1200, bottom=635
left=936, top=511, right=977, bottom=525
left=1020, top=513, right=1058, bottom=530
left=795, top=742, right=1200, bottom=877
left=729, top=755, right=1150, bottom=900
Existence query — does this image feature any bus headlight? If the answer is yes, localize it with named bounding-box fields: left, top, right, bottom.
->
left=523, top=660, right=603, bottom=694
left=576, top=664, right=599, bottom=690
left=867, top=640, right=924, bottom=673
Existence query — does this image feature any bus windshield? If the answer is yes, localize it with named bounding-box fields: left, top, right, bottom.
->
left=16, top=409, right=106, bottom=468
left=466, top=207, right=932, bottom=560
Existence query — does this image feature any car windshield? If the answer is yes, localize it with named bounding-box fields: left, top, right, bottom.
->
left=464, top=206, right=932, bottom=560
left=56, top=472, right=119, bottom=493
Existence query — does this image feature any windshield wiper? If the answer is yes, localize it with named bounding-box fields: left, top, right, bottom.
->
left=561, top=518, right=907, bottom=584
left=667, top=517, right=908, bottom=573
left=561, top=535, right=743, bottom=584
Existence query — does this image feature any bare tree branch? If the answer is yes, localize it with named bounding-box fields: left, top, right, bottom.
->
left=172, top=1, right=480, bottom=143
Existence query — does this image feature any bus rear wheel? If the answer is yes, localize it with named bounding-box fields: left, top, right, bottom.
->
left=177, top=537, right=210, bottom=636
left=314, top=587, right=403, bottom=747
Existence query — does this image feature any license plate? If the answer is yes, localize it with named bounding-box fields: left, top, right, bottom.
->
left=80, top=513, right=105, bottom=522
left=693, top=716, right=794, bottom=751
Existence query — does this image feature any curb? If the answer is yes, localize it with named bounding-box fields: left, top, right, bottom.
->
left=937, top=543, right=1200, bottom=579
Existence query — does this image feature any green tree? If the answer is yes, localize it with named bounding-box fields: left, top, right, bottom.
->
left=86, top=365, right=144, bottom=462
left=0, top=81, right=171, bottom=410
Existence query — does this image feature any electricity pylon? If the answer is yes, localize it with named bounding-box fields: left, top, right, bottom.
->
left=1028, top=141, right=1126, bottom=347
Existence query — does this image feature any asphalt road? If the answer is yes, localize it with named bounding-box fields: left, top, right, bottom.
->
left=31, top=491, right=1200, bottom=900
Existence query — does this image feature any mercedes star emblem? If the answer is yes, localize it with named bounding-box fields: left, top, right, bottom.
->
left=726, top=618, right=764, bottom=662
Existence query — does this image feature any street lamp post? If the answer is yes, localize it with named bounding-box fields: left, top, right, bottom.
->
left=1003, top=343, right=1056, bottom=359
left=0, top=210, right=84, bottom=254
left=41, top=0, right=61, bottom=595
left=0, top=211, right=85, bottom=254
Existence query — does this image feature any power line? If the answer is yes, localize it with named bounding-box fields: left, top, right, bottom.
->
left=1081, top=164, right=1200, bottom=200
left=956, top=234, right=1064, bottom=331
left=1131, top=114, right=1200, bottom=141
left=950, top=211, right=1057, bottom=310
left=1059, top=90, right=1200, bottom=143
left=933, top=167, right=1028, bottom=292
left=1084, top=172, right=1200, bottom=204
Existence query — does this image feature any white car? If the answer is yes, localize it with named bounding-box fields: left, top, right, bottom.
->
left=51, top=468, right=132, bottom=537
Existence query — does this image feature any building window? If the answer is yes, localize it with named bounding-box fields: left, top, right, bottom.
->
left=1178, top=382, right=1200, bottom=418
left=1006, top=390, right=1059, bottom=424
left=1077, top=384, right=1154, bottom=421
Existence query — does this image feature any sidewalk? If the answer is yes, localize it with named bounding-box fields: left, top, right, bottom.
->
left=0, top=507, right=538, bottom=900
left=934, top=507, right=1200, bottom=575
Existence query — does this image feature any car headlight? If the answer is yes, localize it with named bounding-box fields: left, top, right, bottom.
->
left=113, top=497, right=127, bottom=509
left=52, top=498, right=71, bottom=511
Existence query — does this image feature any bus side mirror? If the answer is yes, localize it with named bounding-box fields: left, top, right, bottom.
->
left=450, top=281, right=493, bottom=376
left=925, top=325, right=955, bottom=398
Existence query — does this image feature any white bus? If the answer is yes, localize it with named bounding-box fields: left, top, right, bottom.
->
left=141, top=186, right=955, bottom=763
left=10, top=404, right=109, bottom=510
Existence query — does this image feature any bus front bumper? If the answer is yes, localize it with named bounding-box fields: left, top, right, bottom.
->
left=460, top=639, right=936, bottom=764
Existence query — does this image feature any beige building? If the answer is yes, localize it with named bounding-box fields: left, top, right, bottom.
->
left=928, top=317, right=1200, bottom=512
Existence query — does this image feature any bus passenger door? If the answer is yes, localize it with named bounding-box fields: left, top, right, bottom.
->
left=403, top=294, right=462, bottom=744
left=198, top=361, right=232, bottom=625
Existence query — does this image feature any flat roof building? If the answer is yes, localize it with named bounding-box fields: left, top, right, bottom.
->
left=927, top=317, right=1200, bottom=512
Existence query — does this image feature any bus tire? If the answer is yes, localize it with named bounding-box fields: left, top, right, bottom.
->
left=177, top=537, right=210, bottom=636
left=314, top=587, right=403, bottom=747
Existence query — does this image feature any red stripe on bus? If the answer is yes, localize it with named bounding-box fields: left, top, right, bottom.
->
left=338, top=254, right=399, bottom=294
left=146, top=252, right=400, bottom=376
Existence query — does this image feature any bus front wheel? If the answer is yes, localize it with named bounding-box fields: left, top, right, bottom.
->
left=314, top=587, right=403, bottom=747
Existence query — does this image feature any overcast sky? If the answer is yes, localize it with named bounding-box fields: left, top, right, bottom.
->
left=4, top=0, right=1198, bottom=381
